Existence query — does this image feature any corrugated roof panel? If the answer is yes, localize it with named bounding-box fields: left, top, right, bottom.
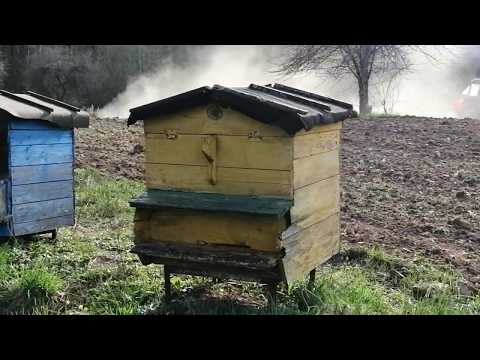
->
left=128, top=83, right=357, bottom=135
left=0, top=90, right=89, bottom=129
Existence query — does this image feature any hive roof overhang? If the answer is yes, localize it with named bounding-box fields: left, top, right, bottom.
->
left=0, top=90, right=89, bottom=128
left=127, top=83, right=357, bottom=135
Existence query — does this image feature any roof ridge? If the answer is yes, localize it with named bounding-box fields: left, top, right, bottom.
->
left=270, top=83, right=353, bottom=110
left=25, top=91, right=80, bottom=112
left=248, top=83, right=331, bottom=112
left=0, top=90, right=54, bottom=113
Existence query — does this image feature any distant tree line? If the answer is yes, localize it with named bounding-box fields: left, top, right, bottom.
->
left=0, top=45, right=203, bottom=108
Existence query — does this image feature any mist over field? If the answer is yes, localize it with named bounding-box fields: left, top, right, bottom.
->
left=99, top=45, right=480, bottom=119
left=98, top=45, right=357, bottom=118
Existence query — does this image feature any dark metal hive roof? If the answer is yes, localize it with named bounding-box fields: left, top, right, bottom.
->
left=127, top=83, right=357, bottom=135
left=0, top=90, right=89, bottom=128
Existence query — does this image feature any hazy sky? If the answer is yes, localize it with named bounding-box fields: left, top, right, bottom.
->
left=100, top=45, right=476, bottom=119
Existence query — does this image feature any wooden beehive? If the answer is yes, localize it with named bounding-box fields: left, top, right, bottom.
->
left=128, top=84, right=355, bottom=286
left=0, top=90, right=89, bottom=238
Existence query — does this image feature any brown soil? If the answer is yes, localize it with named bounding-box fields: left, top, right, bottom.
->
left=75, top=115, right=480, bottom=289
left=75, top=117, right=145, bottom=181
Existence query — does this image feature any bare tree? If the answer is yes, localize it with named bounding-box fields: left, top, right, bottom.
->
left=276, top=45, right=437, bottom=116
left=374, top=72, right=401, bottom=115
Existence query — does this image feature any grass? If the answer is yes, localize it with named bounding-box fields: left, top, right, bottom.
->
left=0, top=167, right=478, bottom=315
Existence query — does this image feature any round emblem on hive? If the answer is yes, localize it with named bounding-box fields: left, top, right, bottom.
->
left=207, top=104, right=223, bottom=120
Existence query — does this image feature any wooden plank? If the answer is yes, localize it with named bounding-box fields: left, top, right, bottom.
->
left=11, top=180, right=73, bottom=205
left=144, top=105, right=290, bottom=137
left=131, top=190, right=292, bottom=216
left=293, top=149, right=339, bottom=189
left=13, top=197, right=74, bottom=223
left=294, top=121, right=343, bottom=136
left=281, top=213, right=340, bottom=284
left=142, top=208, right=286, bottom=252
left=11, top=163, right=73, bottom=185
left=0, top=180, right=7, bottom=220
left=10, top=119, right=58, bottom=130
left=134, top=209, right=151, bottom=244
left=13, top=215, right=74, bottom=236
left=287, top=175, right=340, bottom=237
left=10, top=143, right=73, bottom=166
left=145, top=133, right=292, bottom=170
left=293, top=130, right=339, bottom=159
left=145, top=163, right=292, bottom=197
left=9, top=130, right=72, bottom=146
left=131, top=242, right=281, bottom=271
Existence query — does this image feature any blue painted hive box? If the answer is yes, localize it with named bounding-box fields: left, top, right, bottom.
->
left=0, top=90, right=89, bottom=238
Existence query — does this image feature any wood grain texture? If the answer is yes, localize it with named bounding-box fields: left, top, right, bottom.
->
left=145, top=133, right=292, bottom=170
left=10, top=143, right=73, bottom=166
left=287, top=175, right=340, bottom=237
left=293, top=130, right=339, bottom=159
left=144, top=105, right=290, bottom=137
left=13, top=215, right=74, bottom=236
left=11, top=180, right=73, bottom=205
left=13, top=197, right=74, bottom=223
left=11, top=163, right=73, bottom=185
left=281, top=213, right=340, bottom=284
left=293, top=149, right=339, bottom=189
left=135, top=208, right=286, bottom=252
left=294, top=121, right=343, bottom=136
left=131, top=242, right=281, bottom=272
left=9, top=130, right=72, bottom=146
left=145, top=163, right=292, bottom=197
left=131, top=190, right=292, bottom=216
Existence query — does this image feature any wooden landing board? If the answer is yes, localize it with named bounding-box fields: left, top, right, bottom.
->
left=281, top=213, right=340, bottom=284
left=134, top=208, right=286, bottom=252
left=146, top=163, right=292, bottom=197
left=131, top=242, right=281, bottom=272
left=145, top=133, right=292, bottom=171
left=144, top=105, right=289, bottom=137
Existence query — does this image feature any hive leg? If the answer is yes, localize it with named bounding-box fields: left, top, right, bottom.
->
left=308, top=268, right=316, bottom=290
left=51, top=229, right=57, bottom=241
left=266, top=282, right=278, bottom=307
left=164, top=265, right=171, bottom=304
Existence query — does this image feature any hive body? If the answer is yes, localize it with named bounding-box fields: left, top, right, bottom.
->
left=0, top=119, right=75, bottom=237
left=132, top=103, right=342, bottom=284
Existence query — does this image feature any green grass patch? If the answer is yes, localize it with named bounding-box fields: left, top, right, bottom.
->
left=0, top=167, right=478, bottom=315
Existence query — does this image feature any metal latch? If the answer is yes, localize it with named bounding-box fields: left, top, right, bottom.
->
left=248, top=130, right=263, bottom=141
left=166, top=130, right=178, bottom=140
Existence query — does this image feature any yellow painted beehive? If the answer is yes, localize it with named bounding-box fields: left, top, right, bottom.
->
left=128, top=83, right=355, bottom=285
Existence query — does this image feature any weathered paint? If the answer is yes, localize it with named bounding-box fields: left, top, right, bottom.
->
left=0, top=117, right=76, bottom=237
left=134, top=104, right=343, bottom=285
